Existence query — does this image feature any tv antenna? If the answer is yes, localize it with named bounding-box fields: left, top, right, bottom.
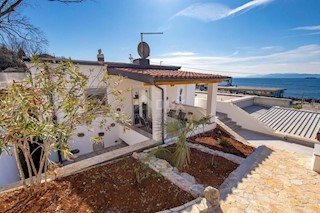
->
left=138, top=32, right=163, bottom=59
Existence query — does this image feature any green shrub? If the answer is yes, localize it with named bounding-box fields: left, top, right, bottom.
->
left=293, top=104, right=302, bottom=109
left=218, top=138, right=229, bottom=147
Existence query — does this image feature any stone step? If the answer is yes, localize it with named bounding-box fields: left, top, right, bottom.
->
left=229, top=124, right=241, bottom=131
left=220, top=117, right=231, bottom=123
left=223, top=119, right=235, bottom=126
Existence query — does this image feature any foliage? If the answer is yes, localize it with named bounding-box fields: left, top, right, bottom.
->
left=0, top=57, right=130, bottom=193
left=218, top=138, right=229, bottom=147
left=210, top=157, right=218, bottom=170
left=162, top=116, right=211, bottom=169
left=134, top=162, right=161, bottom=185
left=292, top=103, right=302, bottom=110
left=0, top=45, right=27, bottom=71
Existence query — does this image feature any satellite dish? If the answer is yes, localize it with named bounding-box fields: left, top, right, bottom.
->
left=138, top=42, right=150, bottom=59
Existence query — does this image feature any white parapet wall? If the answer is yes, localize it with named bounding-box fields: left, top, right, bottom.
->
left=171, top=102, right=207, bottom=121
left=0, top=150, right=20, bottom=188
left=118, top=127, right=150, bottom=146
left=217, top=101, right=275, bottom=135
left=253, top=96, right=292, bottom=108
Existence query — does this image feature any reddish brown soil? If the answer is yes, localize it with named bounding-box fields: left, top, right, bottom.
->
left=157, top=146, right=238, bottom=188
left=181, top=148, right=238, bottom=188
left=0, top=157, right=194, bottom=213
left=188, top=128, right=254, bottom=158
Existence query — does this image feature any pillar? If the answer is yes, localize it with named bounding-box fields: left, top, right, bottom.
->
left=206, top=83, right=218, bottom=123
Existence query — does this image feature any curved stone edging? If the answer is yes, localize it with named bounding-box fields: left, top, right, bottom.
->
left=188, top=143, right=245, bottom=164
left=138, top=148, right=222, bottom=212
left=157, top=197, right=215, bottom=213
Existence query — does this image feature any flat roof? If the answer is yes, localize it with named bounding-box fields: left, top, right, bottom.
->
left=258, top=106, right=320, bottom=142
left=218, top=86, right=286, bottom=92
left=23, top=57, right=231, bottom=84
left=22, top=57, right=181, bottom=71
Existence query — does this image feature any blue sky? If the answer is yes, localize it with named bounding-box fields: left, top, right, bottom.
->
left=24, top=0, right=320, bottom=77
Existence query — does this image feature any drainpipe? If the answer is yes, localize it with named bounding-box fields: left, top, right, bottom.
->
left=154, top=84, right=165, bottom=143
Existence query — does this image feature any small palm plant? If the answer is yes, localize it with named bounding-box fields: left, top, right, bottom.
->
left=165, top=116, right=211, bottom=169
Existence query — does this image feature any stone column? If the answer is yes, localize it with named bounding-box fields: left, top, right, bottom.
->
left=185, top=84, right=195, bottom=106
left=206, top=83, right=218, bottom=123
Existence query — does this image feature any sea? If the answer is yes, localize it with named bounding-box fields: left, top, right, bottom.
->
left=231, top=78, right=320, bottom=100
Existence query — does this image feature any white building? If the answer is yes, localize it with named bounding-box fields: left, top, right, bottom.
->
left=0, top=51, right=230, bottom=188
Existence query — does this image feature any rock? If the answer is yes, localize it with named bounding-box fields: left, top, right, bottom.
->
left=181, top=172, right=196, bottom=184
left=154, top=159, right=173, bottom=172
left=189, top=184, right=205, bottom=197
left=203, top=186, right=220, bottom=207
left=131, top=152, right=140, bottom=160
left=173, top=167, right=179, bottom=173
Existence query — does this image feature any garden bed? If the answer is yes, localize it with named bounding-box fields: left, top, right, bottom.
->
left=188, top=128, right=254, bottom=158
left=0, top=157, right=194, bottom=213
left=156, top=145, right=239, bottom=188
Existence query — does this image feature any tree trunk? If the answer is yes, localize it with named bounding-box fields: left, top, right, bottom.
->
left=13, top=144, right=26, bottom=190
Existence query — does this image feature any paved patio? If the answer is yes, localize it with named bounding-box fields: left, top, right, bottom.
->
left=237, top=129, right=314, bottom=156
left=220, top=148, right=320, bottom=213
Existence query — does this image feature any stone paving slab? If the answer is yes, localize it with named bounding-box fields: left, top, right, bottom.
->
left=220, top=147, right=320, bottom=213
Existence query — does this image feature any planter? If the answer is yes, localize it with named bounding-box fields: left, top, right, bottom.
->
left=0, top=157, right=194, bottom=212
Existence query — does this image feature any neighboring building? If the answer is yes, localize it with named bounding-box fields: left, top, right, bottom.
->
left=0, top=49, right=230, bottom=187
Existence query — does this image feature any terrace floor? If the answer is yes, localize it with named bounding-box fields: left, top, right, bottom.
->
left=242, top=105, right=270, bottom=118
left=237, top=129, right=314, bottom=156
left=63, top=142, right=128, bottom=166
left=220, top=148, right=320, bottom=212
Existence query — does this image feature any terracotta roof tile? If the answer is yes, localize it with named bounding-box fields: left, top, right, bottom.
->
left=110, top=68, right=230, bottom=82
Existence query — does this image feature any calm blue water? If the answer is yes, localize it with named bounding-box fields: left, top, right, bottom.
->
left=231, top=78, right=320, bottom=99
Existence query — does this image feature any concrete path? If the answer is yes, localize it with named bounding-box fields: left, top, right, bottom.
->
left=220, top=148, right=320, bottom=213
left=237, top=129, right=314, bottom=156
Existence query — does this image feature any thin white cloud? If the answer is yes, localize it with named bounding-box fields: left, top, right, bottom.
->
left=151, top=45, right=320, bottom=77
left=261, top=46, right=275, bottom=50
left=230, top=51, right=239, bottom=56
left=260, top=46, right=283, bottom=51
left=307, top=31, right=320, bottom=35
left=172, top=0, right=273, bottom=22
left=163, top=52, right=197, bottom=56
left=228, top=0, right=272, bottom=16
left=293, top=25, right=320, bottom=31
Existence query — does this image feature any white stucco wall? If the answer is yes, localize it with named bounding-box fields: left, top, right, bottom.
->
left=70, top=118, right=117, bottom=155
left=0, top=150, right=19, bottom=188
left=25, top=64, right=148, bottom=151
left=216, top=101, right=275, bottom=134
left=118, top=128, right=149, bottom=146
left=151, top=85, right=167, bottom=142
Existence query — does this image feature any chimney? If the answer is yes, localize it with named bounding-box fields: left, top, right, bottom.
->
left=133, top=58, right=150, bottom=67
left=97, top=49, right=104, bottom=63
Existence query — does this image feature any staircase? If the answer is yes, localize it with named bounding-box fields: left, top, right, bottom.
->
left=216, top=112, right=241, bottom=131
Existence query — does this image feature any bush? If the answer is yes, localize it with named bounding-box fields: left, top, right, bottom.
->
left=218, top=138, right=229, bottom=147
left=292, top=104, right=302, bottom=109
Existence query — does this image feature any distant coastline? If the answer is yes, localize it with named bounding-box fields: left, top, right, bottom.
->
left=245, top=73, right=320, bottom=79
left=231, top=78, right=320, bottom=100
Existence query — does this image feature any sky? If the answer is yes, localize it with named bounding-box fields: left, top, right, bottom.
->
left=23, top=0, right=320, bottom=77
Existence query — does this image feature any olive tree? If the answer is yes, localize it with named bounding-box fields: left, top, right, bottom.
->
left=0, top=57, right=130, bottom=193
